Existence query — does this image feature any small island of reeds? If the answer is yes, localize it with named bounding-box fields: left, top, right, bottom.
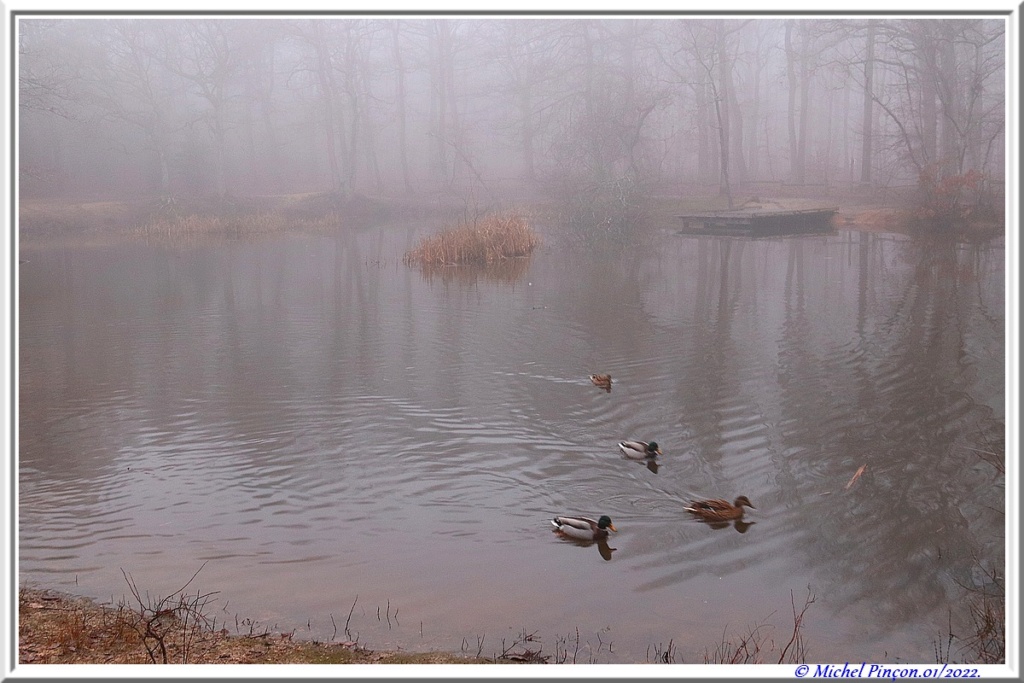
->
left=403, top=210, right=539, bottom=267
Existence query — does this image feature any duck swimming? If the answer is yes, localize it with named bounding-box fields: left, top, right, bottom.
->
left=684, top=496, right=755, bottom=522
left=618, top=440, right=661, bottom=459
left=589, top=374, right=613, bottom=392
left=551, top=515, right=617, bottom=540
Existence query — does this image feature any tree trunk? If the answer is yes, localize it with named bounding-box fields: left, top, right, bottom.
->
left=430, top=21, right=451, bottom=182
left=714, top=22, right=733, bottom=208
left=748, top=30, right=764, bottom=181
left=938, top=24, right=962, bottom=177
left=721, top=30, right=746, bottom=185
left=918, top=27, right=938, bottom=169
left=443, top=26, right=461, bottom=184
left=582, top=21, right=606, bottom=183
left=211, top=105, right=227, bottom=197
left=796, top=26, right=811, bottom=186
left=518, top=80, right=536, bottom=184
left=696, top=80, right=712, bottom=183
left=860, top=20, right=875, bottom=185
left=391, top=23, right=413, bottom=194
left=256, top=46, right=283, bottom=192
left=311, top=22, right=342, bottom=194
left=785, top=21, right=801, bottom=184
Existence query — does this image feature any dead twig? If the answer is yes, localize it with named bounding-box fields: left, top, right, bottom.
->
left=778, top=588, right=815, bottom=664
left=845, top=464, right=867, bottom=490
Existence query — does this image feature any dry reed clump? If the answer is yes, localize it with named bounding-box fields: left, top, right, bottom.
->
left=403, top=212, right=539, bottom=267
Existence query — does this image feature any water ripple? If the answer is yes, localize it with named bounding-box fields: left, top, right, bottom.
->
left=18, top=230, right=1005, bottom=662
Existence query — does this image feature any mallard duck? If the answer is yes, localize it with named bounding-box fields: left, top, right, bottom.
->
left=618, top=440, right=661, bottom=459
left=684, top=496, right=755, bottom=522
left=589, top=374, right=612, bottom=392
left=551, top=515, right=617, bottom=540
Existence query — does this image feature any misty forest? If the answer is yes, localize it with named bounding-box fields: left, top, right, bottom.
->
left=19, top=17, right=1005, bottom=218
left=17, top=16, right=1007, bottom=667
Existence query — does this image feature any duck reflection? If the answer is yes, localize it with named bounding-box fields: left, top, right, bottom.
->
left=692, top=518, right=756, bottom=534
left=643, top=459, right=659, bottom=474
left=550, top=515, right=619, bottom=561
left=553, top=534, right=618, bottom=561
left=597, top=538, right=616, bottom=560
left=618, top=440, right=662, bottom=474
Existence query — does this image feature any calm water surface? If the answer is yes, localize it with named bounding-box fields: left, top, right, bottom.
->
left=19, top=221, right=1005, bottom=663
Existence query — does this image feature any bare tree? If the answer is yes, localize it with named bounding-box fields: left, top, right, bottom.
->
left=390, top=21, right=414, bottom=194
left=681, top=20, right=749, bottom=207
left=784, top=20, right=811, bottom=185
left=292, top=20, right=345, bottom=194
left=489, top=20, right=562, bottom=187
left=156, top=20, right=241, bottom=197
left=872, top=19, right=1003, bottom=181
left=18, top=19, right=85, bottom=118
left=860, top=19, right=877, bottom=185
left=14, top=17, right=1004, bottom=211
left=88, top=20, right=183, bottom=195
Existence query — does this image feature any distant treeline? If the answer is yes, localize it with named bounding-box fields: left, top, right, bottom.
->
left=18, top=17, right=1005, bottom=206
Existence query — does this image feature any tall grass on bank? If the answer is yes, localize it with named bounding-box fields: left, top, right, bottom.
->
left=138, top=211, right=341, bottom=238
left=403, top=211, right=539, bottom=267
left=702, top=588, right=814, bottom=665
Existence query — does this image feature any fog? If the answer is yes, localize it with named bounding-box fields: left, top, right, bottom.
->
left=18, top=16, right=1005, bottom=209
left=15, top=15, right=1009, bottom=664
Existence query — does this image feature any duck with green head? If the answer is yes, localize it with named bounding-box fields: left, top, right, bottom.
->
left=618, top=440, right=662, bottom=460
left=551, top=515, right=617, bottom=540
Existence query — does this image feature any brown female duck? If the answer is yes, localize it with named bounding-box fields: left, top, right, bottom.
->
left=684, top=496, right=755, bottom=522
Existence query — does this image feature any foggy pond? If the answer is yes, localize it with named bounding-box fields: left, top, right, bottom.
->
left=15, top=12, right=1008, bottom=667
left=18, top=220, right=1004, bottom=663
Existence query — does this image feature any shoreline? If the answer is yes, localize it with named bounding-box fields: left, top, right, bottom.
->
left=17, top=586, right=502, bottom=665
left=16, top=192, right=1002, bottom=247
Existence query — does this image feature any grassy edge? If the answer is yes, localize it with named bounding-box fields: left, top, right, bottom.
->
left=18, top=587, right=496, bottom=665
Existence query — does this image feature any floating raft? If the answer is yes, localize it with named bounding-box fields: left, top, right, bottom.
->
left=676, top=206, right=838, bottom=237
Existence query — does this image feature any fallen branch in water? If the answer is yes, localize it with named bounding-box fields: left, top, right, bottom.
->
left=845, top=464, right=867, bottom=490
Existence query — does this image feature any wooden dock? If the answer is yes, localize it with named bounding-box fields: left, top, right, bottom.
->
left=676, top=206, right=838, bottom=237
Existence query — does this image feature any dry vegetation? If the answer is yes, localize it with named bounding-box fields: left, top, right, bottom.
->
left=18, top=200, right=137, bottom=239
left=18, top=192, right=1003, bottom=249
left=17, top=193, right=396, bottom=245
left=19, top=579, right=1003, bottom=666
left=19, top=578, right=810, bottom=666
left=403, top=211, right=539, bottom=267
left=18, top=586, right=493, bottom=665
left=702, top=589, right=814, bottom=664
left=135, top=210, right=341, bottom=238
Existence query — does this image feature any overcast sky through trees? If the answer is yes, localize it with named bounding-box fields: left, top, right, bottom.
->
left=17, top=16, right=1006, bottom=204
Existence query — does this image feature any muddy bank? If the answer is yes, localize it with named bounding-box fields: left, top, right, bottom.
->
left=18, top=587, right=501, bottom=665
